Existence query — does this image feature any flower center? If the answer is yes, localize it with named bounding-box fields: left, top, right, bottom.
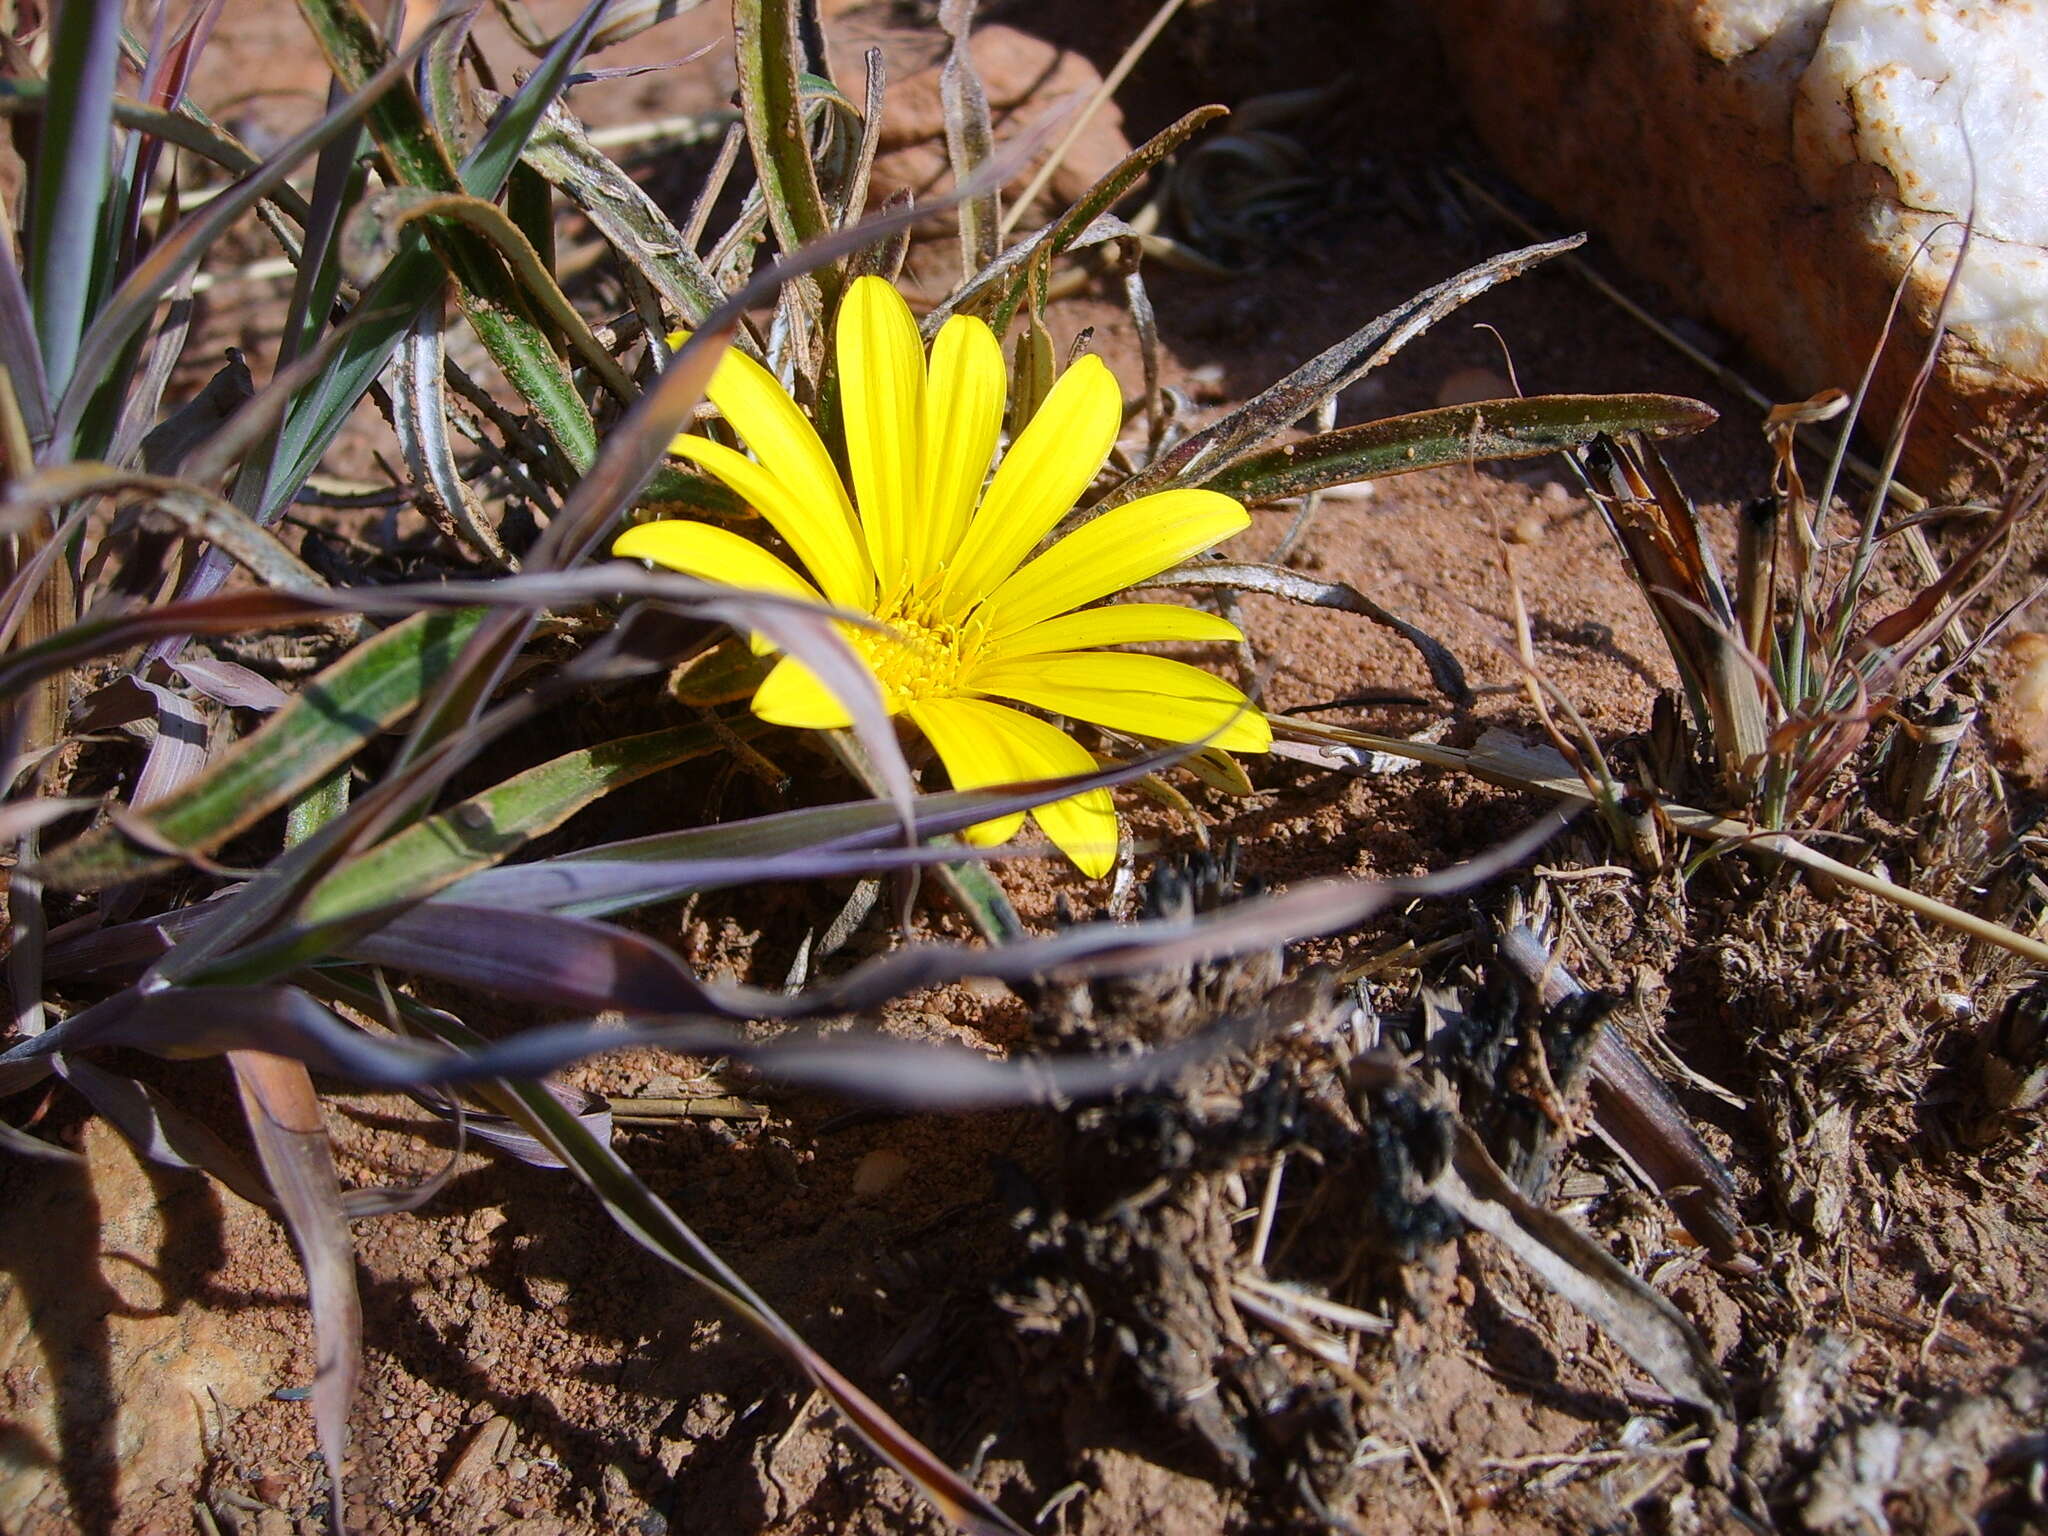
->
left=855, top=575, right=987, bottom=712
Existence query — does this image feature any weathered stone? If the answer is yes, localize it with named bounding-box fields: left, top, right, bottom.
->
left=1433, top=0, right=2048, bottom=497
left=0, top=1119, right=287, bottom=1532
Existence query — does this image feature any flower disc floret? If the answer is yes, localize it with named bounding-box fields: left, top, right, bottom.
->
left=612, top=276, right=1269, bottom=876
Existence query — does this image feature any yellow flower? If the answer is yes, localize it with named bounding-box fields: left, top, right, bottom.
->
left=614, top=276, right=1269, bottom=877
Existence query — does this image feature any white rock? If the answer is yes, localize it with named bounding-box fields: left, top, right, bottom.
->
left=1433, top=0, right=2048, bottom=496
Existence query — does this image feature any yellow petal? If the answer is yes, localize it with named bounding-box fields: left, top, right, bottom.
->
left=906, top=696, right=1027, bottom=847
left=987, top=602, right=1243, bottom=659
left=837, top=276, right=925, bottom=592
left=919, top=314, right=1006, bottom=577
left=697, top=343, right=863, bottom=565
left=942, top=353, right=1122, bottom=609
left=968, top=651, right=1272, bottom=752
left=983, top=489, right=1249, bottom=637
left=909, top=696, right=1117, bottom=876
left=668, top=434, right=874, bottom=611
left=613, top=520, right=824, bottom=604
left=614, top=519, right=828, bottom=656
left=751, top=652, right=861, bottom=729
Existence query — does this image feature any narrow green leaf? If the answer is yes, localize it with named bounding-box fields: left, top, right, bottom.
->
left=362, top=186, right=633, bottom=402
left=988, top=105, right=1225, bottom=338
left=0, top=81, right=314, bottom=225
left=734, top=0, right=836, bottom=297
left=55, top=20, right=438, bottom=457
left=257, top=0, right=614, bottom=522
left=37, top=608, right=487, bottom=892
left=294, top=719, right=752, bottom=924
left=27, top=0, right=122, bottom=399
left=459, top=0, right=616, bottom=199
left=1202, top=393, right=1720, bottom=505
left=295, top=0, right=596, bottom=473
left=514, top=95, right=739, bottom=335
left=1098, top=235, right=1584, bottom=511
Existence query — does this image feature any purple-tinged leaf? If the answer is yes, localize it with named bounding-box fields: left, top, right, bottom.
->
left=410, top=1082, right=613, bottom=1173
left=7, top=818, right=1566, bottom=1104
left=229, top=1050, right=360, bottom=1532
left=345, top=904, right=725, bottom=1014
left=26, top=0, right=121, bottom=401
left=51, top=10, right=450, bottom=454
left=0, top=796, right=99, bottom=840
left=129, top=677, right=210, bottom=811
left=0, top=199, right=52, bottom=445
left=172, top=655, right=292, bottom=711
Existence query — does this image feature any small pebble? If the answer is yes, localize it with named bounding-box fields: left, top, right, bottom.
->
left=852, top=1148, right=910, bottom=1197
left=1506, top=512, right=1547, bottom=545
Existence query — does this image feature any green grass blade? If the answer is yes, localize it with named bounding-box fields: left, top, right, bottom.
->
left=734, top=0, right=835, bottom=293
left=369, top=187, right=634, bottom=402
left=53, top=21, right=438, bottom=456
left=26, top=0, right=121, bottom=400
left=295, top=0, right=595, bottom=473
left=36, top=608, right=487, bottom=893
left=515, top=96, right=738, bottom=333
left=458, top=0, right=616, bottom=198
left=292, top=719, right=750, bottom=924
left=251, top=0, right=613, bottom=522
left=1202, top=393, right=1719, bottom=504
left=398, top=1001, right=1030, bottom=1535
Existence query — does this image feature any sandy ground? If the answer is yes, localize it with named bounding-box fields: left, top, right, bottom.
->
left=3, top=3, right=2045, bottom=1534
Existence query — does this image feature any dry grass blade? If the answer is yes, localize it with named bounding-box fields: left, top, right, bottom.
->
left=939, top=0, right=999, bottom=272
left=1141, top=559, right=1471, bottom=705
left=1287, top=719, right=2048, bottom=967
left=463, top=1062, right=1030, bottom=1535
left=1577, top=434, right=1768, bottom=792
left=229, top=1049, right=361, bottom=1532
left=6, top=464, right=327, bottom=590
left=1435, top=1122, right=1732, bottom=1422
left=999, top=0, right=1191, bottom=238
left=1100, top=234, right=1585, bottom=509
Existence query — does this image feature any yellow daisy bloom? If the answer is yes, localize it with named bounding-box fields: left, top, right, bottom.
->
left=615, top=275, right=1270, bottom=877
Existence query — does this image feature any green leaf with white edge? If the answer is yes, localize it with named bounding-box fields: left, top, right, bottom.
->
left=988, top=104, right=1226, bottom=338
left=512, top=95, right=740, bottom=338
left=36, top=608, right=488, bottom=893
left=295, top=0, right=595, bottom=474
left=261, top=0, right=615, bottom=518
left=292, top=718, right=757, bottom=925
left=734, top=0, right=836, bottom=296
left=1199, top=394, right=1720, bottom=505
